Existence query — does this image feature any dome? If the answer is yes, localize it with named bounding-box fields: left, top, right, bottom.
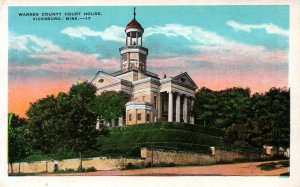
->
left=126, top=19, right=144, bottom=31
left=125, top=7, right=144, bottom=32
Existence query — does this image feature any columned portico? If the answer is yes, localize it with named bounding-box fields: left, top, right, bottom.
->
left=168, top=91, right=173, bottom=122
left=176, top=93, right=181, bottom=122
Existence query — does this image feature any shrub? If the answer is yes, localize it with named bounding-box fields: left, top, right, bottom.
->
left=125, top=163, right=140, bottom=169
left=85, top=167, right=97, bottom=172
left=65, top=168, right=75, bottom=172
left=77, top=166, right=86, bottom=172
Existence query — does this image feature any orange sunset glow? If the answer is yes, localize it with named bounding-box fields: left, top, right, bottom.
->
left=8, top=70, right=288, bottom=118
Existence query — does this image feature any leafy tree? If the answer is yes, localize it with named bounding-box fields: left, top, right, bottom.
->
left=251, top=88, right=290, bottom=154
left=8, top=113, right=31, bottom=173
left=26, top=84, right=99, bottom=170
left=69, top=80, right=97, bottom=103
left=60, top=94, right=98, bottom=170
left=93, top=91, right=130, bottom=124
left=216, top=87, right=251, bottom=128
left=223, top=87, right=290, bottom=153
left=27, top=95, right=58, bottom=153
left=194, top=87, right=251, bottom=128
left=194, top=87, right=218, bottom=126
left=224, top=123, right=249, bottom=148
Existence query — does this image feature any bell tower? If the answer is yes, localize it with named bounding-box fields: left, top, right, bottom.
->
left=119, top=8, right=148, bottom=78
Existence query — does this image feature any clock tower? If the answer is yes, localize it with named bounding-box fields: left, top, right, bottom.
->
left=119, top=8, right=148, bottom=79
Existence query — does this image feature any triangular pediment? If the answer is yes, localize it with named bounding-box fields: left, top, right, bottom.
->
left=172, top=72, right=198, bottom=89
left=90, top=71, right=121, bottom=89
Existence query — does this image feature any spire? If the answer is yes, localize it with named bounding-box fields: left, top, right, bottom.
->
left=133, top=7, right=136, bottom=20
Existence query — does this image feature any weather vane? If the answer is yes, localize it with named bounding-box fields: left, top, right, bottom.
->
left=133, top=7, right=136, bottom=19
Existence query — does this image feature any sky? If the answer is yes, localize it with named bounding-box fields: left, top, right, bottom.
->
left=8, top=6, right=289, bottom=117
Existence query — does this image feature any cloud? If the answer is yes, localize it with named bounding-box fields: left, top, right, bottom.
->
left=226, top=20, right=289, bottom=37
left=145, top=24, right=288, bottom=71
left=9, top=33, right=118, bottom=73
left=61, top=25, right=124, bottom=42
left=9, top=33, right=62, bottom=52
left=145, top=24, right=232, bottom=46
left=149, top=45, right=287, bottom=68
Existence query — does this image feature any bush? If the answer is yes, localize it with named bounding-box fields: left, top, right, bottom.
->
left=85, top=167, right=97, bottom=172
left=125, top=163, right=136, bottom=169
left=65, top=168, right=75, bottom=172
left=77, top=166, right=86, bottom=172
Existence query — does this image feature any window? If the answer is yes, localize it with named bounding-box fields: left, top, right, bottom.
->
left=129, top=114, right=132, bottom=121
left=137, top=113, right=141, bottom=121
left=147, top=114, right=150, bottom=122
left=142, top=96, right=146, bottom=101
left=154, top=96, right=157, bottom=109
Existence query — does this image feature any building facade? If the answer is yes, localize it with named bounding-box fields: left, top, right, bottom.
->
left=89, top=9, right=198, bottom=126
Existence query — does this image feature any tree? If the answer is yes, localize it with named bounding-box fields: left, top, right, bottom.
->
left=265, top=88, right=290, bottom=149
left=26, top=95, right=59, bottom=153
left=26, top=84, right=99, bottom=170
left=59, top=94, right=98, bottom=170
left=93, top=91, right=130, bottom=125
left=224, top=87, right=290, bottom=154
left=69, top=80, right=97, bottom=103
left=194, top=87, right=251, bottom=128
left=224, top=123, right=250, bottom=148
left=194, top=87, right=218, bottom=126
left=8, top=113, right=31, bottom=173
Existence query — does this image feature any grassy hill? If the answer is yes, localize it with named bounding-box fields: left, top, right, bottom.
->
left=97, top=122, right=224, bottom=157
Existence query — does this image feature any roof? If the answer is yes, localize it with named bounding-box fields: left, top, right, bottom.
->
left=126, top=18, right=144, bottom=31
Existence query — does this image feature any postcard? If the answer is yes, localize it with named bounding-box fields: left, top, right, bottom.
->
left=1, top=0, right=300, bottom=187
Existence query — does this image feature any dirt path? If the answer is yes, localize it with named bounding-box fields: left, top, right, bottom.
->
left=41, top=160, right=289, bottom=176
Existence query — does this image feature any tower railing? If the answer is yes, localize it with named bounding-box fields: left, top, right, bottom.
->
left=119, top=45, right=148, bottom=53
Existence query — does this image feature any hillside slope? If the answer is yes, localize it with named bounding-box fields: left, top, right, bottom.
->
left=97, top=122, right=224, bottom=157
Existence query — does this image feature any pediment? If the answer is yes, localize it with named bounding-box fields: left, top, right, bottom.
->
left=90, top=71, right=121, bottom=89
left=172, top=72, right=198, bottom=89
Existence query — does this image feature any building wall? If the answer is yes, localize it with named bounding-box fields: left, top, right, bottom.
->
left=93, top=75, right=118, bottom=88
left=117, top=71, right=138, bottom=82
left=96, top=84, right=122, bottom=95
left=126, top=109, right=152, bottom=125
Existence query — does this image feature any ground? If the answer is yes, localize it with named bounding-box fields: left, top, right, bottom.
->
left=40, top=160, right=289, bottom=176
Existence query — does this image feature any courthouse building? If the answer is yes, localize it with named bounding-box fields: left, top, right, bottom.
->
left=89, top=9, right=198, bottom=126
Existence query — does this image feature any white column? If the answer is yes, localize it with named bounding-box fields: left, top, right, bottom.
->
left=190, top=99, right=195, bottom=124
left=183, top=95, right=188, bottom=123
left=130, top=32, right=132, bottom=45
left=96, top=118, right=100, bottom=129
left=168, top=91, right=173, bottom=122
left=158, top=94, right=162, bottom=121
left=118, top=117, right=123, bottom=126
left=176, top=93, right=181, bottom=122
left=111, top=119, right=115, bottom=127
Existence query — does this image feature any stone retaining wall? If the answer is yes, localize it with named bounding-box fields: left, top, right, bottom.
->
left=8, top=147, right=267, bottom=174
left=140, top=147, right=266, bottom=166
left=8, top=157, right=144, bottom=174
